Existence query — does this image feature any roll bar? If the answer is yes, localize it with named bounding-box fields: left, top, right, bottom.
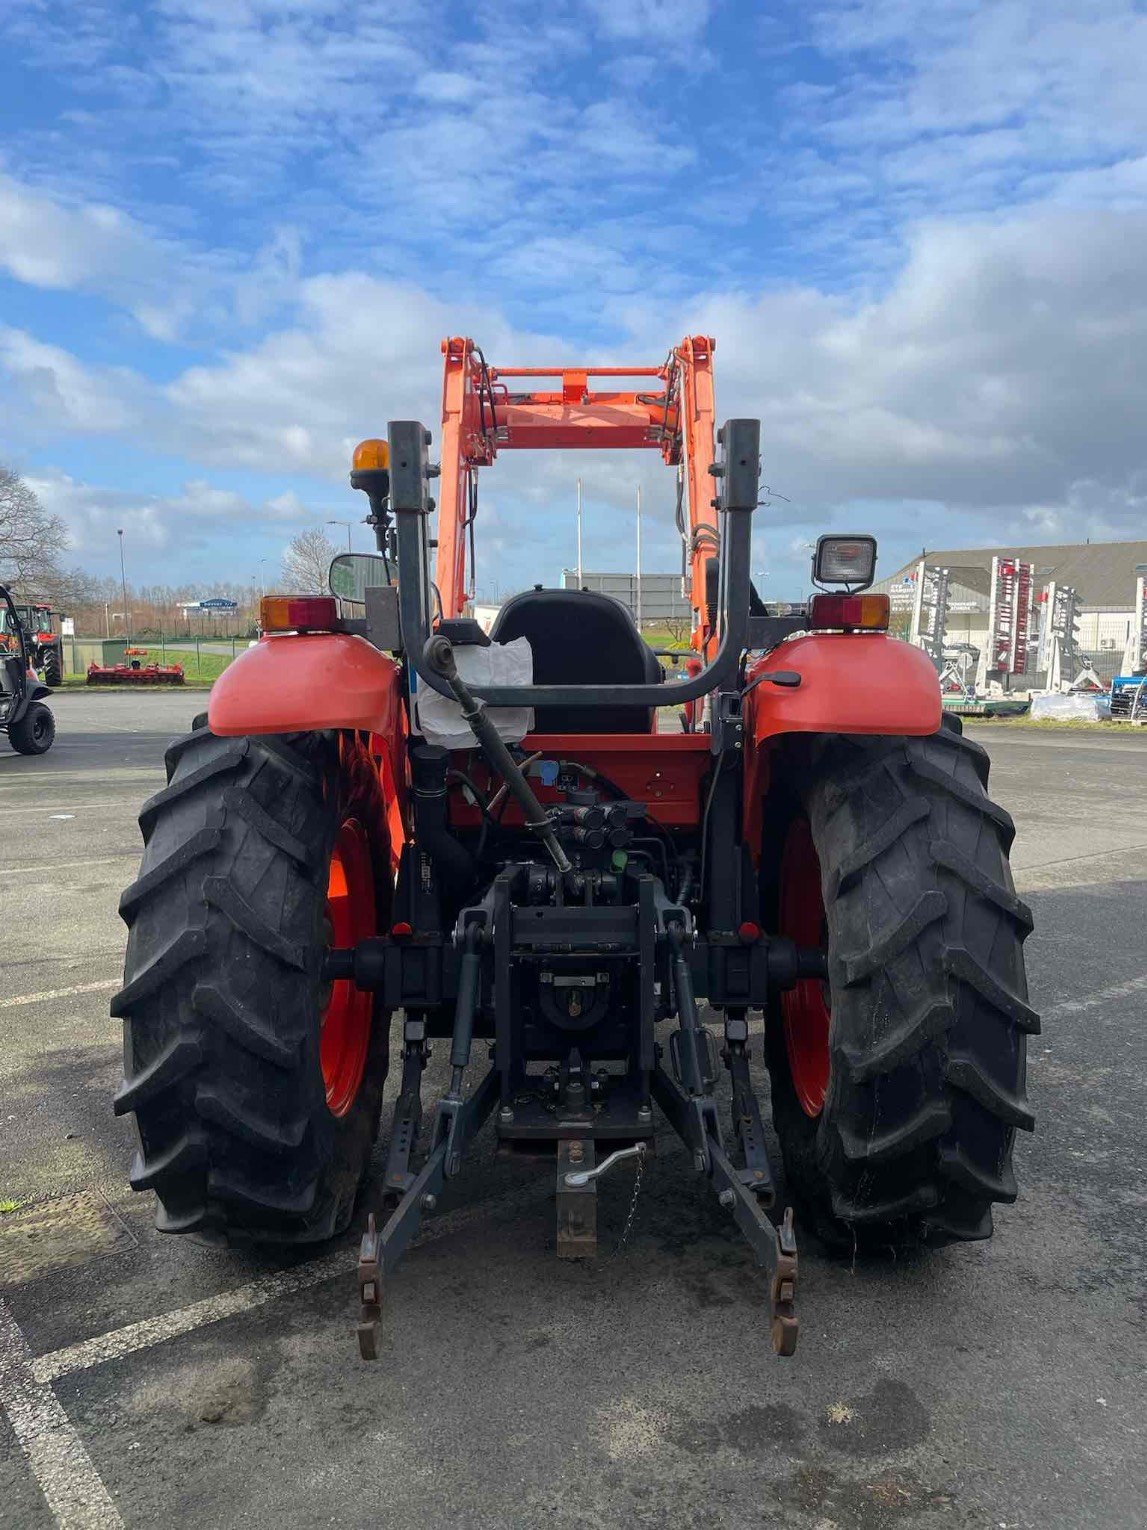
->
left=387, top=418, right=760, bottom=710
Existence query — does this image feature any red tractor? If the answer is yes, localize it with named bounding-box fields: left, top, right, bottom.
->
left=114, top=338, right=1035, bottom=1359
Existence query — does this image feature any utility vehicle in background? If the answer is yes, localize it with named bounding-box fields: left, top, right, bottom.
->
left=0, top=584, right=56, bottom=755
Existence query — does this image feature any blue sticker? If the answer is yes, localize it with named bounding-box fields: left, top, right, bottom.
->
left=538, top=759, right=560, bottom=786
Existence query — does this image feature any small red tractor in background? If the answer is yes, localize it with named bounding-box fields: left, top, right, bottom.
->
left=114, top=337, right=1036, bottom=1359
left=10, top=601, right=65, bottom=686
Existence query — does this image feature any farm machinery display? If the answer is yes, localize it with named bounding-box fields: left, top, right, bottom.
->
left=87, top=649, right=185, bottom=685
left=113, top=336, right=1036, bottom=1361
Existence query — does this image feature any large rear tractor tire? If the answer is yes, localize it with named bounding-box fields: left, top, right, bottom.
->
left=762, top=720, right=1037, bottom=1251
left=113, top=723, right=394, bottom=1243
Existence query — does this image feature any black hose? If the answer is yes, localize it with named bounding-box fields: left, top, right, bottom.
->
left=411, top=744, right=476, bottom=900
left=424, top=636, right=572, bottom=878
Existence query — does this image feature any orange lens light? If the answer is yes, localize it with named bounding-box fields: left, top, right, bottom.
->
left=352, top=438, right=390, bottom=472
left=808, top=593, right=890, bottom=631
left=260, top=596, right=339, bottom=632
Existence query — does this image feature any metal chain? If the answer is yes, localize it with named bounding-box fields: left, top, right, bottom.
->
left=613, top=1147, right=645, bottom=1256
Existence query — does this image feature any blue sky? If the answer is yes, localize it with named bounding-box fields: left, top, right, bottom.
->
left=1, top=0, right=1145, bottom=600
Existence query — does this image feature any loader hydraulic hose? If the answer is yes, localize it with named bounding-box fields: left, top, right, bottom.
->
left=423, top=634, right=573, bottom=878
left=410, top=743, right=477, bottom=898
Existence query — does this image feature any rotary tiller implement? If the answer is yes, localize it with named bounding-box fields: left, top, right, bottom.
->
left=87, top=655, right=185, bottom=685
left=114, top=337, right=1036, bottom=1362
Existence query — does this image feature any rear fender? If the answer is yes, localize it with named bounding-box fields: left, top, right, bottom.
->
left=209, top=633, right=409, bottom=851
left=743, top=632, right=941, bottom=850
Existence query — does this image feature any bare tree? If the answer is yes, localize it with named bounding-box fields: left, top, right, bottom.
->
left=281, top=527, right=339, bottom=593
left=0, top=466, right=69, bottom=593
left=661, top=616, right=693, bottom=648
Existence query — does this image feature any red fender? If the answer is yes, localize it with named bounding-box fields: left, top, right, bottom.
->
left=209, top=633, right=409, bottom=858
left=743, top=633, right=941, bottom=852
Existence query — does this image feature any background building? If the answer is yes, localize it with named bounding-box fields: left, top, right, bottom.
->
left=872, top=539, right=1147, bottom=685
left=560, top=570, right=691, bottom=625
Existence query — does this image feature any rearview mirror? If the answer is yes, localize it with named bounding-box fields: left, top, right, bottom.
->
left=328, top=552, right=392, bottom=603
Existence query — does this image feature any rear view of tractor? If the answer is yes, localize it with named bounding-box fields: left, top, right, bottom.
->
left=113, top=337, right=1036, bottom=1359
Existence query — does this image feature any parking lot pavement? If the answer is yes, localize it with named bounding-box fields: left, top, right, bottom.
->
left=2, top=694, right=1145, bottom=1530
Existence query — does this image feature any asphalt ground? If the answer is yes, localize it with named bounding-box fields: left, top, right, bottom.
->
left=1, top=691, right=1145, bottom=1530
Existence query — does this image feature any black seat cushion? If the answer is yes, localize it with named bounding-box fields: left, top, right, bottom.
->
left=489, top=588, right=662, bottom=733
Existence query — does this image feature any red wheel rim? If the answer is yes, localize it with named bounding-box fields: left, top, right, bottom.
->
left=321, top=818, right=376, bottom=1117
left=779, top=816, right=831, bottom=1117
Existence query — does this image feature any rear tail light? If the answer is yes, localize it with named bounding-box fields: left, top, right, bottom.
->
left=808, top=593, right=890, bottom=631
left=260, top=596, right=339, bottom=632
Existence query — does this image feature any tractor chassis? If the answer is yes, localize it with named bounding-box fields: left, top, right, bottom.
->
left=338, top=884, right=813, bottom=1360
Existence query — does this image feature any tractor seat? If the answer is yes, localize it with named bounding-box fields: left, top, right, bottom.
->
left=489, top=588, right=662, bottom=733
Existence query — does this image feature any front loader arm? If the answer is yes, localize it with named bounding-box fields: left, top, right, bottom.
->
left=431, top=335, right=719, bottom=648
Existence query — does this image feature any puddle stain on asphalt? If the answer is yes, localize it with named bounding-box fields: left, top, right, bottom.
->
left=0, top=1191, right=136, bottom=1288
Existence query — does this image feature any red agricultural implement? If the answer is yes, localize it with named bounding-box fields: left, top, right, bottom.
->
left=87, top=655, right=185, bottom=685
left=114, top=336, right=1036, bottom=1361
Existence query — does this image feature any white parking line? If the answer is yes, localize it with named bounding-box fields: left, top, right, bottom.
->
left=1045, top=970, right=1147, bottom=1019
left=2, top=1182, right=545, bottom=1528
left=0, top=857, right=134, bottom=878
left=0, top=1300, right=125, bottom=1529
left=0, top=979, right=120, bottom=1010
left=0, top=802, right=124, bottom=818
left=35, top=1183, right=546, bottom=1384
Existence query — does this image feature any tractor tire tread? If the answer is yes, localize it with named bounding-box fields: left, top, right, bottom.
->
left=139, top=743, right=249, bottom=835
left=765, top=723, right=1034, bottom=1252
left=118, top=814, right=225, bottom=917
left=840, top=889, right=947, bottom=984
left=190, top=982, right=301, bottom=1068
left=114, top=723, right=391, bottom=1245
left=831, top=798, right=932, bottom=896
left=112, top=1032, right=205, bottom=1115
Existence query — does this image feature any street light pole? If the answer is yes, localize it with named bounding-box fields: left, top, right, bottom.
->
left=635, top=486, right=642, bottom=629
left=117, top=529, right=130, bottom=643
left=327, top=519, right=353, bottom=552
left=576, top=477, right=583, bottom=588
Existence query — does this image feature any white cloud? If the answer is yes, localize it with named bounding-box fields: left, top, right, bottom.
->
left=0, top=329, right=140, bottom=433
left=0, top=169, right=306, bottom=342
left=670, top=206, right=1147, bottom=528
left=584, top=0, right=713, bottom=46
left=25, top=470, right=315, bottom=559
left=0, top=171, right=195, bottom=339
left=782, top=0, right=1147, bottom=223
left=4, top=200, right=1145, bottom=564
